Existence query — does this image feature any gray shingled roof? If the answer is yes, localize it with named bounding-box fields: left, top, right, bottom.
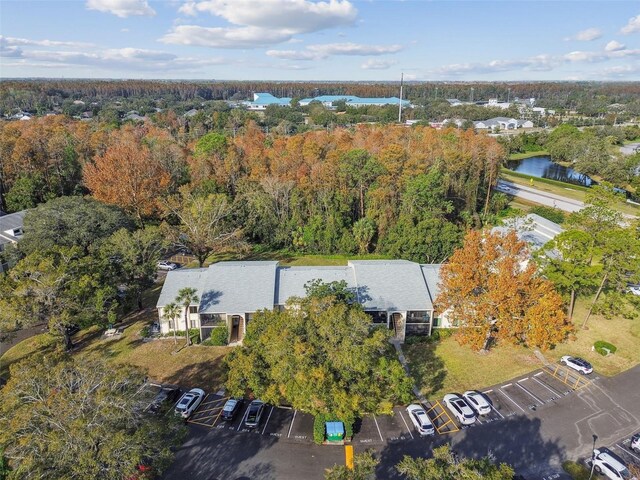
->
left=349, top=260, right=433, bottom=311
left=156, top=268, right=208, bottom=307
left=276, top=266, right=355, bottom=305
left=0, top=210, right=26, bottom=246
left=199, top=261, right=278, bottom=314
left=158, top=260, right=441, bottom=314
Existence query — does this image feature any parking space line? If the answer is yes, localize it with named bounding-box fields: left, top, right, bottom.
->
left=372, top=415, right=384, bottom=442
left=532, top=376, right=561, bottom=398
left=491, top=405, right=505, bottom=419
left=617, top=444, right=640, bottom=463
left=516, top=380, right=545, bottom=404
left=345, top=445, right=354, bottom=469
left=195, top=405, right=224, bottom=415
left=238, top=405, right=250, bottom=431
left=483, top=389, right=493, bottom=394
left=499, top=387, right=526, bottom=413
left=287, top=410, right=297, bottom=438
left=187, top=419, right=215, bottom=427
left=397, top=410, right=414, bottom=439
left=261, top=406, right=274, bottom=435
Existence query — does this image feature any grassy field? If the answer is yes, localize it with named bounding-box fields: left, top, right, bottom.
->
left=1, top=281, right=230, bottom=390
left=508, top=150, right=549, bottom=160
left=405, top=296, right=640, bottom=399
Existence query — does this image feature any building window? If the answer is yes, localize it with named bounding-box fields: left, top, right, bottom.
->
left=201, top=314, right=224, bottom=326
left=365, top=311, right=387, bottom=324
left=189, top=306, right=198, bottom=314
left=189, top=319, right=198, bottom=329
left=406, top=311, right=430, bottom=324
left=168, top=320, right=174, bottom=329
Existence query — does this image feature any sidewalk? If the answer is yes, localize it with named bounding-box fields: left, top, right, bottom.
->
left=390, top=339, right=428, bottom=403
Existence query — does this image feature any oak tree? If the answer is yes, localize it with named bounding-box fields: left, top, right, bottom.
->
left=436, top=230, right=572, bottom=351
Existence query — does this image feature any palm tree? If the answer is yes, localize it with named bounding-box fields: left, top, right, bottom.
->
left=175, top=287, right=199, bottom=347
left=162, top=302, right=181, bottom=345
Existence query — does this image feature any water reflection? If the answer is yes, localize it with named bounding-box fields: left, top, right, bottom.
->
left=505, top=156, right=594, bottom=187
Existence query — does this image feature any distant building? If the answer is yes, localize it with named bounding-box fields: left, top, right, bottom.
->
left=492, top=214, right=563, bottom=252
left=446, top=98, right=466, bottom=107
left=485, top=98, right=511, bottom=110
left=474, top=117, right=533, bottom=130
left=0, top=210, right=26, bottom=273
left=122, top=111, right=146, bottom=122
left=183, top=109, right=199, bottom=118
left=298, top=95, right=410, bottom=108
left=245, top=93, right=292, bottom=111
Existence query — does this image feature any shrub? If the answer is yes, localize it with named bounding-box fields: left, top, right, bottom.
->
left=562, top=460, right=590, bottom=480
left=205, top=326, right=229, bottom=346
left=313, top=414, right=327, bottom=444
left=188, top=328, right=200, bottom=345
left=594, top=340, right=617, bottom=356
left=530, top=205, right=566, bottom=224
left=140, top=326, right=150, bottom=338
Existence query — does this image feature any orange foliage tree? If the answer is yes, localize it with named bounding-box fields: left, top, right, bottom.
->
left=436, top=229, right=572, bottom=351
left=83, top=126, right=170, bottom=224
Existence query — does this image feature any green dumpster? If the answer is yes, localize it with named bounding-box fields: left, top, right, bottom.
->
left=325, top=421, right=345, bottom=442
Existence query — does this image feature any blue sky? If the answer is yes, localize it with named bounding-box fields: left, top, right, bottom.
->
left=1, top=0, right=640, bottom=80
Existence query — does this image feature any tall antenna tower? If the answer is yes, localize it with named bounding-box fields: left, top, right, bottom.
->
left=398, top=72, right=404, bottom=123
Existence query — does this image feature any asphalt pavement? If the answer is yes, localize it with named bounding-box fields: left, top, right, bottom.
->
left=163, top=364, right=640, bottom=480
left=496, top=180, right=585, bottom=213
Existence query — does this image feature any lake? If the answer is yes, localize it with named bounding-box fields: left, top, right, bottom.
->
left=504, top=155, right=594, bottom=187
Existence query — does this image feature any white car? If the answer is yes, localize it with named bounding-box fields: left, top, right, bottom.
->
left=591, top=448, right=636, bottom=480
left=406, top=404, right=435, bottom=436
left=560, top=356, right=593, bottom=375
left=463, top=391, right=492, bottom=416
left=174, top=388, right=205, bottom=419
left=157, top=260, right=178, bottom=271
left=631, top=433, right=640, bottom=453
left=627, top=284, right=640, bottom=296
left=443, top=393, right=476, bottom=426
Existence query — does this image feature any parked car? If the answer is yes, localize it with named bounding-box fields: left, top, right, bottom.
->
left=148, top=385, right=182, bottom=413
left=630, top=433, right=640, bottom=453
left=245, top=400, right=265, bottom=429
left=560, top=356, right=593, bottom=375
left=463, top=390, right=492, bottom=416
left=591, top=448, right=635, bottom=480
left=157, top=261, right=178, bottom=271
left=627, top=284, right=640, bottom=296
left=174, top=388, right=205, bottom=419
left=221, top=398, right=244, bottom=421
left=443, top=393, right=476, bottom=426
left=406, top=404, right=435, bottom=436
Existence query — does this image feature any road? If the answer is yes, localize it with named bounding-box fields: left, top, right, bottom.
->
left=163, top=364, right=640, bottom=480
left=0, top=323, right=47, bottom=357
left=496, top=179, right=585, bottom=213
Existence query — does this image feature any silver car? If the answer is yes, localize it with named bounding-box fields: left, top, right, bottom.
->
left=443, top=393, right=476, bottom=426
left=561, top=356, right=593, bottom=375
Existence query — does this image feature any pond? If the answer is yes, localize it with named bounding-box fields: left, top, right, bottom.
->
left=504, top=155, right=594, bottom=187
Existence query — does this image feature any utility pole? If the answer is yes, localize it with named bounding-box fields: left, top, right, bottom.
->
left=398, top=72, right=404, bottom=123
left=470, top=87, right=474, bottom=103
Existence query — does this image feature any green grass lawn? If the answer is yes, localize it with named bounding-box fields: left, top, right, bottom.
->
left=508, top=150, right=549, bottom=160
left=1, top=280, right=231, bottom=390
left=404, top=296, right=640, bottom=399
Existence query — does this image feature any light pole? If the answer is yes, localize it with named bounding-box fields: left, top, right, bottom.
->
left=588, top=434, right=598, bottom=480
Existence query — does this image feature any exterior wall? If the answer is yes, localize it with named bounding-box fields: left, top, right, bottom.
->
left=157, top=306, right=200, bottom=335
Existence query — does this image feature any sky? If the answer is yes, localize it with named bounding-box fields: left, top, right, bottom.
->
left=1, top=0, right=640, bottom=81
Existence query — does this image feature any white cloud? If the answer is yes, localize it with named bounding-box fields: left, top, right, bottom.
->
left=266, top=42, right=402, bottom=61
left=621, top=14, right=640, bottom=34
left=178, top=0, right=356, bottom=33
left=566, top=27, right=602, bottom=41
left=432, top=55, right=558, bottom=76
left=86, top=0, right=155, bottom=18
left=361, top=59, right=397, bottom=70
left=165, top=0, right=357, bottom=49
left=161, top=25, right=292, bottom=48
left=0, top=35, right=93, bottom=48
left=601, top=64, right=640, bottom=77
left=604, top=40, right=626, bottom=52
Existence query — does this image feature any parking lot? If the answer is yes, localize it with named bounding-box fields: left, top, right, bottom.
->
left=596, top=435, right=640, bottom=471
left=183, top=364, right=596, bottom=449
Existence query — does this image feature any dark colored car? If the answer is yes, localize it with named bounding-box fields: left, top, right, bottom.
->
left=148, top=386, right=182, bottom=413
left=221, top=398, right=243, bottom=421
left=245, top=400, right=265, bottom=429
